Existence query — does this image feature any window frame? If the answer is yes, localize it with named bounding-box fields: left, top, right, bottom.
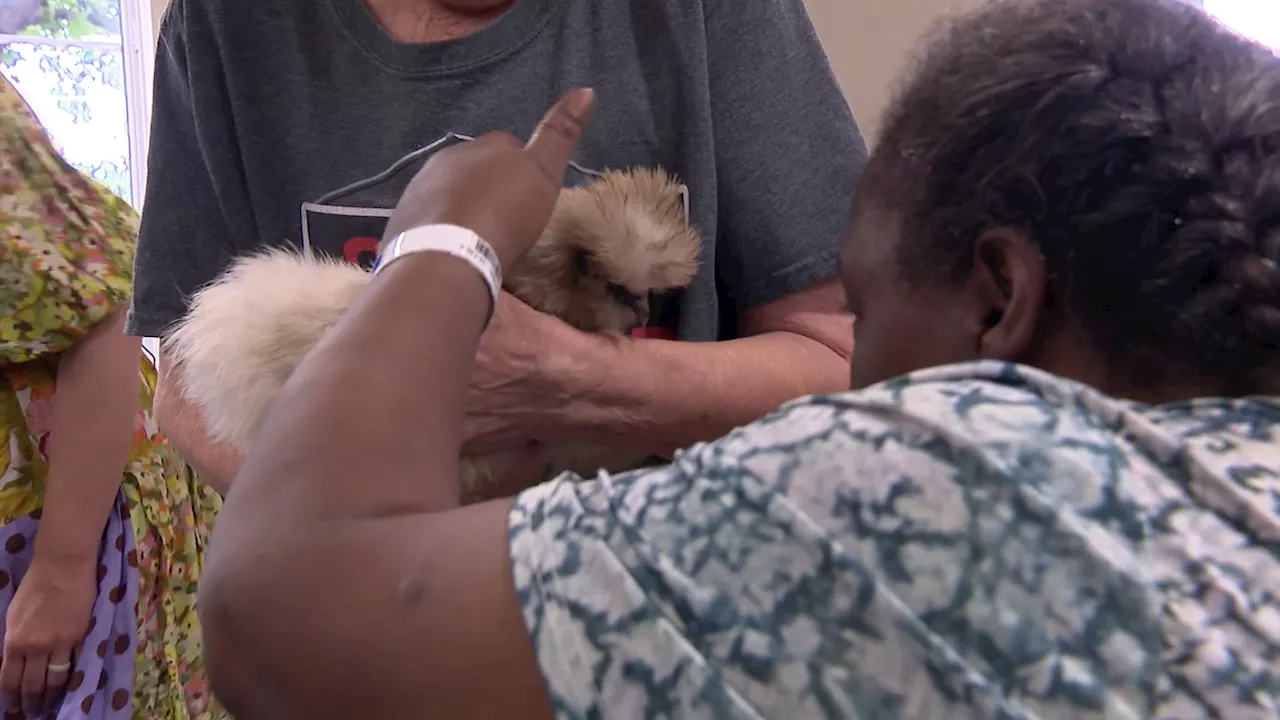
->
left=121, top=0, right=156, bottom=207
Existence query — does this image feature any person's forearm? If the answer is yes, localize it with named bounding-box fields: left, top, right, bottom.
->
left=33, top=309, right=139, bottom=566
left=557, top=331, right=849, bottom=457
left=153, top=362, right=242, bottom=496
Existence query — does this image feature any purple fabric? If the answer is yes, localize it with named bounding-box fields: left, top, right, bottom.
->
left=0, top=491, right=139, bottom=719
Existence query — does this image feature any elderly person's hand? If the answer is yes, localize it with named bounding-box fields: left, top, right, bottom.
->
left=460, top=292, right=580, bottom=455
left=378, top=88, right=602, bottom=472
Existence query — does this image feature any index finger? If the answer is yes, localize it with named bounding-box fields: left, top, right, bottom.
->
left=0, top=653, right=22, bottom=709
left=524, top=88, right=596, bottom=185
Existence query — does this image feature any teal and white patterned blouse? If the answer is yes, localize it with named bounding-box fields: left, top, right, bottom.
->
left=508, top=361, right=1280, bottom=719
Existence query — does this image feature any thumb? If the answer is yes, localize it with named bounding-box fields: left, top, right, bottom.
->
left=524, top=88, right=596, bottom=183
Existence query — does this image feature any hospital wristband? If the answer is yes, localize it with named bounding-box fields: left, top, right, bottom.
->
left=372, top=224, right=503, bottom=324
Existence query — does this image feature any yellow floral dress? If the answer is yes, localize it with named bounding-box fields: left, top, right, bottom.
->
left=0, top=75, right=226, bottom=719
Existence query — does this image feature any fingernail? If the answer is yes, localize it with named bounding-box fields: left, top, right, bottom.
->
left=566, top=88, right=595, bottom=120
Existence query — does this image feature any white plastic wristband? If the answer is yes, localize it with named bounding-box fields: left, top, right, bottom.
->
left=372, top=224, right=503, bottom=322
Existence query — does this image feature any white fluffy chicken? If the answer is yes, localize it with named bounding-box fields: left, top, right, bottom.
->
left=165, top=168, right=701, bottom=492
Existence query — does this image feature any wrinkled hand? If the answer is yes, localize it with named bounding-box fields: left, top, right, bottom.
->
left=0, top=559, right=96, bottom=714
left=383, top=88, right=598, bottom=267
left=461, top=292, right=584, bottom=455
left=378, top=88, right=600, bottom=456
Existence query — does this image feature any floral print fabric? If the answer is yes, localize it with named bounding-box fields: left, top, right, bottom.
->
left=510, top=361, right=1280, bottom=718
left=0, top=73, right=225, bottom=719
left=0, top=78, right=136, bottom=364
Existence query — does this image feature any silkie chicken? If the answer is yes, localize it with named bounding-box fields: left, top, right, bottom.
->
left=166, top=168, right=701, bottom=492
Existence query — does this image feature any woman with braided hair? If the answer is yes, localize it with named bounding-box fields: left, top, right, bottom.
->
left=198, top=0, right=1279, bottom=717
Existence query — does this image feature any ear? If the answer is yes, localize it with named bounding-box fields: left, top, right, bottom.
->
left=968, top=227, right=1046, bottom=361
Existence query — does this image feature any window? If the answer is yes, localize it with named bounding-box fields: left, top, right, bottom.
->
left=1204, top=0, right=1280, bottom=51
left=0, top=0, right=154, bottom=205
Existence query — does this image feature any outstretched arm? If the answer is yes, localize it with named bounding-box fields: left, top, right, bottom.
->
left=198, top=92, right=595, bottom=718
left=472, top=277, right=852, bottom=457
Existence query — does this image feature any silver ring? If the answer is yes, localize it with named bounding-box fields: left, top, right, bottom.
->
left=46, top=662, right=71, bottom=673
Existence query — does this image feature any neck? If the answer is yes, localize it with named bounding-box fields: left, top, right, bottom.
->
left=362, top=0, right=516, bottom=43
left=1030, top=331, right=1251, bottom=404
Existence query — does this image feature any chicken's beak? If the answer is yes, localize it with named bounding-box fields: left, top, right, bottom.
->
left=622, top=296, right=651, bottom=335
left=632, top=295, right=650, bottom=331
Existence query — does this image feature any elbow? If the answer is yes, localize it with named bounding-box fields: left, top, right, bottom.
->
left=200, top=533, right=329, bottom=718
left=152, top=371, right=181, bottom=442
left=198, top=577, right=249, bottom=714
left=198, top=563, right=275, bottom=718
left=153, top=363, right=237, bottom=495
left=774, top=319, right=854, bottom=382
left=789, top=330, right=852, bottom=397
left=745, top=280, right=855, bottom=373
left=801, top=324, right=854, bottom=366
left=200, top=596, right=252, bottom=716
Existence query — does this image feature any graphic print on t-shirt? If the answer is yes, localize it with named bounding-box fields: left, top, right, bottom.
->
left=300, top=133, right=691, bottom=340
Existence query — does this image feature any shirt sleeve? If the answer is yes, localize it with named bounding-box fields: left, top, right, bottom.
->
left=506, top=399, right=906, bottom=718
left=702, top=0, right=868, bottom=312
left=125, top=0, right=255, bottom=339
left=0, top=76, right=138, bottom=364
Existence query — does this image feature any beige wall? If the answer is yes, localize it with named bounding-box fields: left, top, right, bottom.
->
left=150, top=0, right=166, bottom=37
left=146, top=0, right=979, bottom=141
left=804, top=0, right=986, bottom=142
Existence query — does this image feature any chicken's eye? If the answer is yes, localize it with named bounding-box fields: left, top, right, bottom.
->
left=606, top=282, right=643, bottom=308
left=573, top=250, right=592, bottom=278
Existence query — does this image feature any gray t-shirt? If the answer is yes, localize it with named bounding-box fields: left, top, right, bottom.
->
left=126, top=0, right=866, bottom=342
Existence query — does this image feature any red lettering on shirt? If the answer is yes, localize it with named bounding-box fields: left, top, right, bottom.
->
left=343, top=236, right=380, bottom=265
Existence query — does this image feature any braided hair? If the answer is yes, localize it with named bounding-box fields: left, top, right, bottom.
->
left=867, top=0, right=1280, bottom=394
